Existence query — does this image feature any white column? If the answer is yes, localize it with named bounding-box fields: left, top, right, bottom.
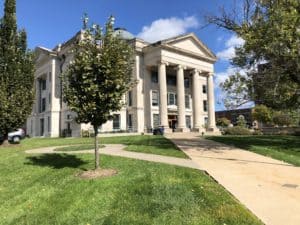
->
left=158, top=61, right=169, bottom=129
left=192, top=69, right=202, bottom=131
left=207, top=73, right=216, bottom=130
left=176, top=65, right=186, bottom=130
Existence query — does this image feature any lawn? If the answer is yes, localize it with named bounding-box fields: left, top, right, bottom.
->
left=206, top=135, right=300, bottom=166
left=0, top=136, right=262, bottom=225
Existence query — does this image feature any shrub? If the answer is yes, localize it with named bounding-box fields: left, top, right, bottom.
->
left=223, top=126, right=252, bottom=135
left=216, top=117, right=231, bottom=127
left=236, top=115, right=247, bottom=128
left=252, top=129, right=263, bottom=135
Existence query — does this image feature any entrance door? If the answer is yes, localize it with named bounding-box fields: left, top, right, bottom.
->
left=168, top=115, right=177, bottom=131
left=40, top=118, right=44, bottom=136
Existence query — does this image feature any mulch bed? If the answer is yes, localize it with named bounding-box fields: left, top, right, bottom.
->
left=77, top=169, right=118, bottom=179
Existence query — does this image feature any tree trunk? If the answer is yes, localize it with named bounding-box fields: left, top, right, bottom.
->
left=94, top=126, right=100, bottom=170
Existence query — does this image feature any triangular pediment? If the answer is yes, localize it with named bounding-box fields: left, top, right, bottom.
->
left=161, top=33, right=216, bottom=60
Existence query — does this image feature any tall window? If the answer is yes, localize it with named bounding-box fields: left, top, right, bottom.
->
left=40, top=98, right=46, bottom=112
left=152, top=90, right=159, bottom=106
left=40, top=79, right=46, bottom=90
left=113, top=114, right=120, bottom=130
left=185, top=95, right=190, bottom=109
left=48, top=116, right=51, bottom=133
left=128, top=114, right=132, bottom=129
left=128, top=91, right=132, bottom=106
left=202, top=85, right=207, bottom=94
left=186, top=115, right=191, bottom=129
left=203, top=100, right=208, bottom=112
left=151, top=72, right=158, bottom=83
left=184, top=78, right=190, bottom=88
left=153, top=114, right=160, bottom=128
left=168, top=92, right=177, bottom=105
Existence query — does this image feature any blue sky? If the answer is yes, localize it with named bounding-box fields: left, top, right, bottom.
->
left=1, top=0, right=245, bottom=111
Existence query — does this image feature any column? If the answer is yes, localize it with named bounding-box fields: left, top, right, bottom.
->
left=207, top=73, right=216, bottom=130
left=176, top=65, right=186, bottom=131
left=158, top=61, right=169, bottom=129
left=192, top=69, right=202, bottom=131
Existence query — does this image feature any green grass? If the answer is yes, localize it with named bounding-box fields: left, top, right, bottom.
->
left=206, top=135, right=300, bottom=166
left=54, top=144, right=104, bottom=152
left=0, top=137, right=262, bottom=225
left=100, top=135, right=188, bottom=158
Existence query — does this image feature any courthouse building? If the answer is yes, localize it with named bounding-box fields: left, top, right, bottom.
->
left=26, top=29, right=218, bottom=137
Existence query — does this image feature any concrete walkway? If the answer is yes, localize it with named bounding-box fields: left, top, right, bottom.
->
left=25, top=144, right=200, bottom=170
left=166, top=133, right=300, bottom=225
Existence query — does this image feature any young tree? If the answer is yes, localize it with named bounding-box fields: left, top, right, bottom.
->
left=62, top=16, right=134, bottom=169
left=208, top=0, right=300, bottom=110
left=0, top=0, right=34, bottom=143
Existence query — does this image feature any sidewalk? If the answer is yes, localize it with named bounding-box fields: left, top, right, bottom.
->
left=26, top=144, right=200, bottom=170
left=166, top=133, right=300, bottom=225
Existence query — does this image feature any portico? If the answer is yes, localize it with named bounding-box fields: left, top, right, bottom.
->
left=152, top=60, right=217, bottom=133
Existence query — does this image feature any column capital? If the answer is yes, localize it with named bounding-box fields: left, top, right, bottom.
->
left=157, top=60, right=169, bottom=66
left=208, top=72, right=214, bottom=76
left=176, top=65, right=187, bottom=71
left=191, top=69, right=201, bottom=75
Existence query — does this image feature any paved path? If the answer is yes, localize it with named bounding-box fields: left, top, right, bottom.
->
left=166, top=133, right=300, bottom=225
left=26, top=144, right=200, bottom=170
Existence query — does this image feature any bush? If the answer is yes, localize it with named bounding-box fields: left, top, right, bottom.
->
left=252, top=129, right=263, bottom=135
left=223, top=126, right=252, bottom=135
left=216, top=117, right=231, bottom=127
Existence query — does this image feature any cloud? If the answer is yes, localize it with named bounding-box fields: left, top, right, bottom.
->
left=216, top=35, right=244, bottom=61
left=137, top=16, right=199, bottom=43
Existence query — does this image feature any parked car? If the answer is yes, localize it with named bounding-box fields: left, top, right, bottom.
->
left=7, top=128, right=26, bottom=143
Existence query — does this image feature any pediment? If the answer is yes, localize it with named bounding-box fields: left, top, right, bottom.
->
left=162, top=33, right=216, bottom=60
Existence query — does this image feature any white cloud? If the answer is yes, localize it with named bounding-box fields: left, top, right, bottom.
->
left=216, top=35, right=244, bottom=61
left=137, top=16, right=199, bottom=43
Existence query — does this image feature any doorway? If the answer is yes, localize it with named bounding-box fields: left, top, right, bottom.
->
left=168, top=115, right=177, bottom=131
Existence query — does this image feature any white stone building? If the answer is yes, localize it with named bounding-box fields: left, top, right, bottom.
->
left=26, top=29, right=218, bottom=137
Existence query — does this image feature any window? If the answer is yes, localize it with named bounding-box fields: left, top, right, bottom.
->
left=203, top=100, right=208, bottom=112
left=48, top=117, right=50, bottom=132
left=185, top=95, right=190, bottom=109
left=49, top=93, right=51, bottom=104
left=113, top=114, right=120, bottom=130
left=128, top=91, right=132, bottom=106
left=202, top=85, right=207, bottom=94
left=40, top=79, right=46, bottom=90
left=41, top=98, right=46, bottom=112
left=153, top=114, right=160, bottom=128
left=167, top=75, right=176, bottom=86
left=128, top=114, right=132, bottom=129
left=184, top=78, right=190, bottom=88
left=186, top=116, right=191, bottom=129
left=152, top=90, right=159, bottom=106
left=151, top=72, right=158, bottom=83
left=168, top=92, right=177, bottom=105
left=204, top=117, right=208, bottom=125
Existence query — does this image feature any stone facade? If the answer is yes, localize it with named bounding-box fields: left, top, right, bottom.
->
left=26, top=31, right=218, bottom=137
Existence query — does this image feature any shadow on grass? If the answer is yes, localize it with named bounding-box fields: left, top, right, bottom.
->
left=25, top=154, right=88, bottom=169
left=206, top=135, right=300, bottom=151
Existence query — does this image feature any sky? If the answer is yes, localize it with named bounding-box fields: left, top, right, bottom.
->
left=0, top=0, right=246, bottom=111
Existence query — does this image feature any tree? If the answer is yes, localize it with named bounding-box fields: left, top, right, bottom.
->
left=62, top=16, right=134, bottom=169
left=252, top=105, right=272, bottom=125
left=208, top=0, right=300, bottom=109
left=216, top=117, right=231, bottom=127
left=0, top=0, right=34, bottom=143
left=236, top=115, right=247, bottom=128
